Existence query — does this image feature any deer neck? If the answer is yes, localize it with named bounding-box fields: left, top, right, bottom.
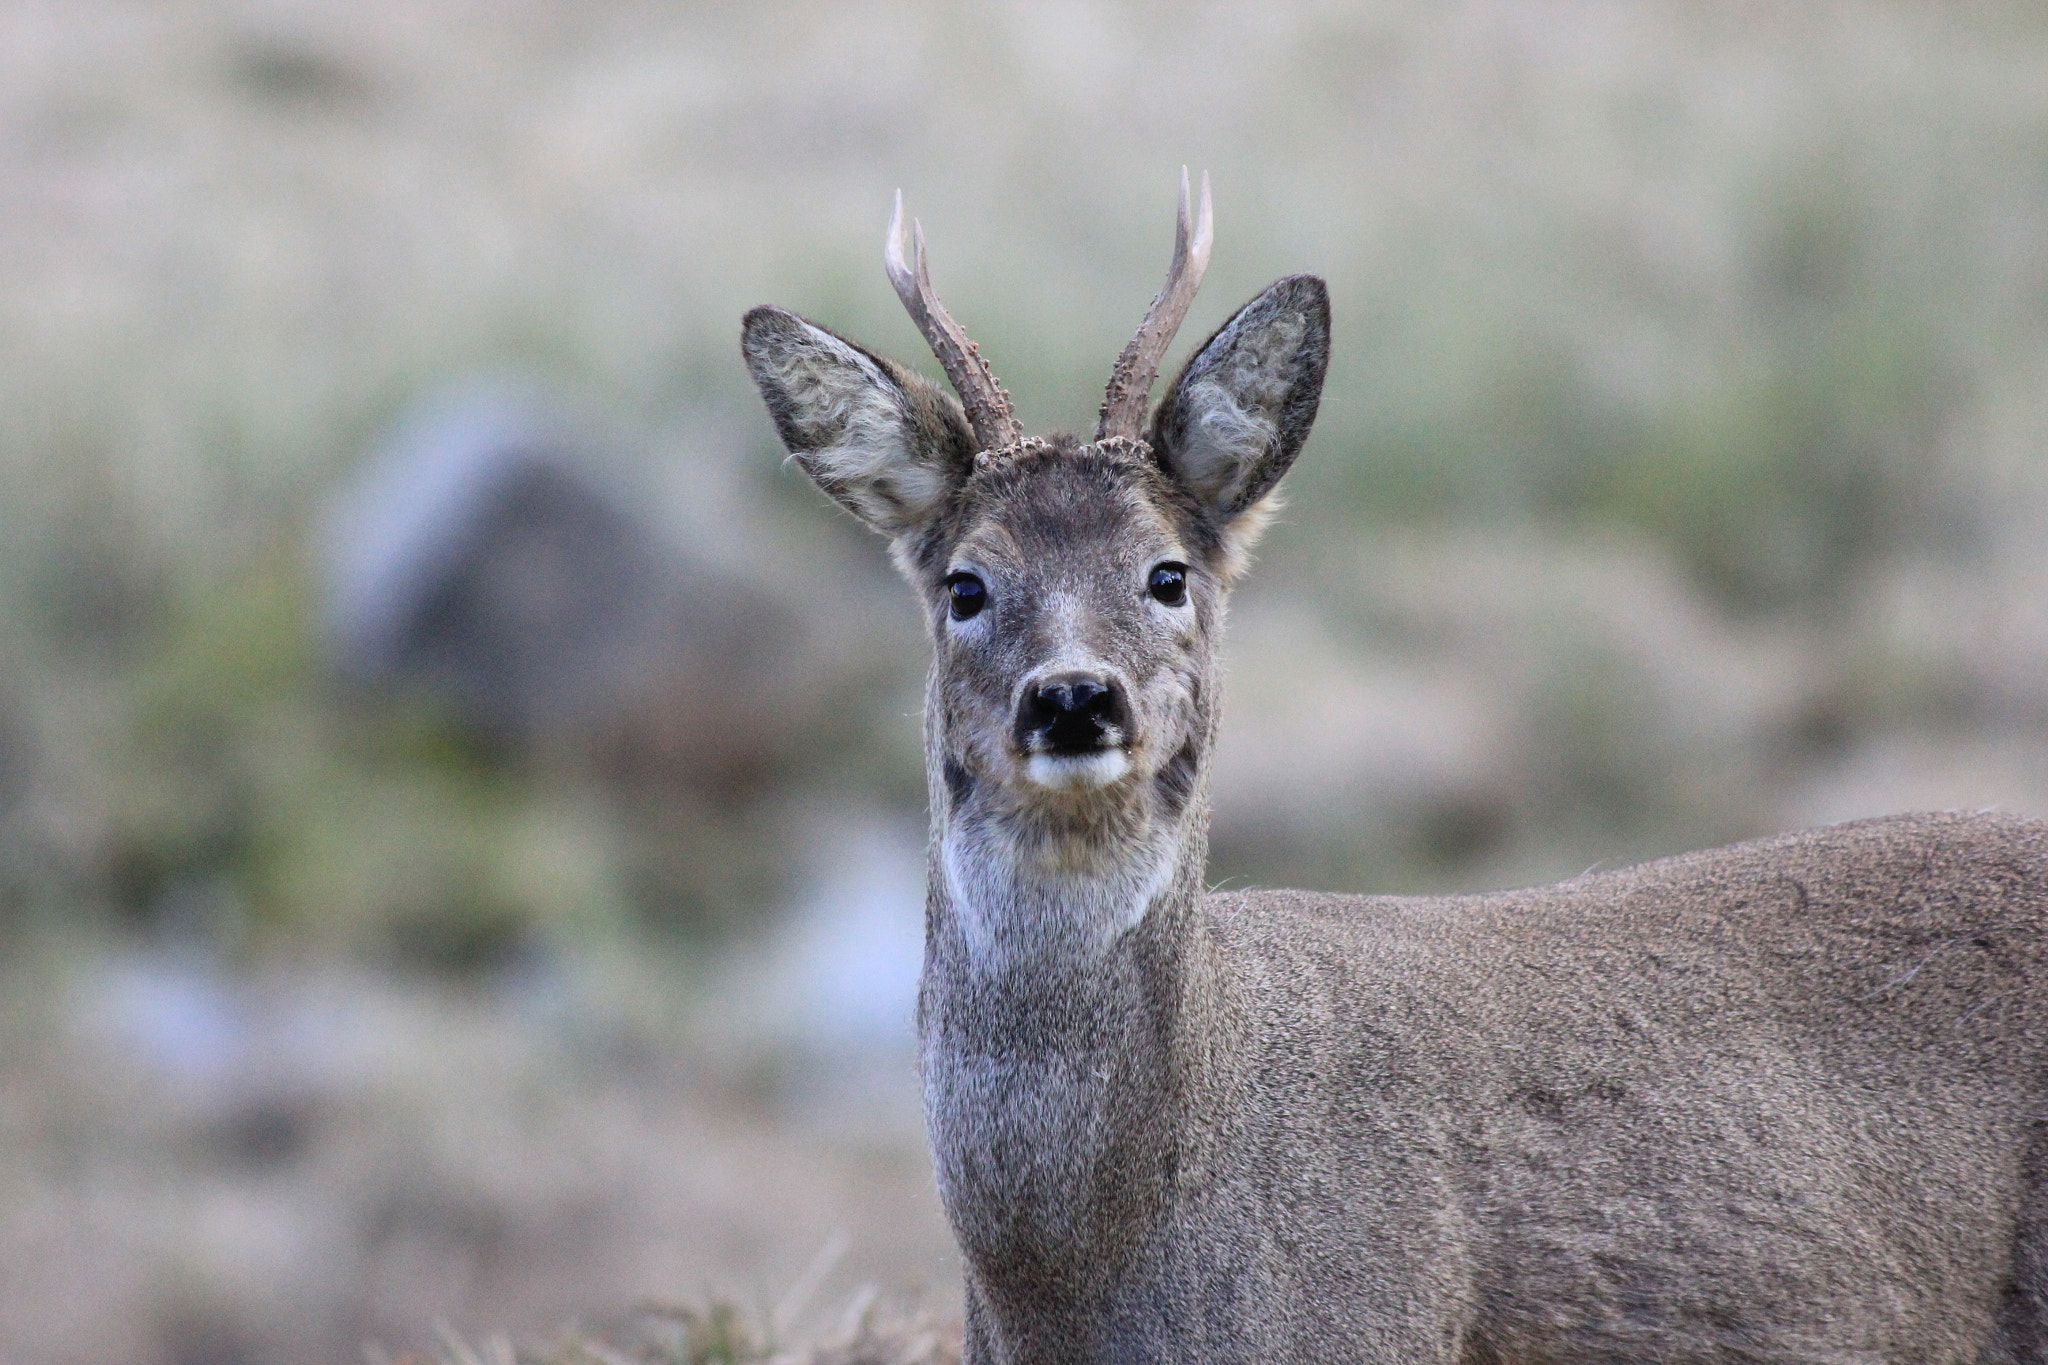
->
left=916, top=696, right=1219, bottom=1281
left=933, top=791, right=1198, bottom=970
left=919, top=678, right=1215, bottom=975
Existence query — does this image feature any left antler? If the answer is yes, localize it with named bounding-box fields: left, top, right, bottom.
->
left=885, top=192, right=1022, bottom=452
left=1096, top=168, right=1214, bottom=442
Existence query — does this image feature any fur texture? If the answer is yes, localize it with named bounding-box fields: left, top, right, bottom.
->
left=744, top=269, right=2048, bottom=1365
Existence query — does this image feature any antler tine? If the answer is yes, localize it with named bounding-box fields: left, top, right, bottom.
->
left=885, top=190, right=1021, bottom=452
left=1096, top=168, right=1214, bottom=442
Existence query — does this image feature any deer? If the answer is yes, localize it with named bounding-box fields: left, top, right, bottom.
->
left=741, top=171, right=2048, bottom=1364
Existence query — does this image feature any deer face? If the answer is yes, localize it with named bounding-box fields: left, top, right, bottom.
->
left=921, top=441, right=1214, bottom=811
left=742, top=179, right=1328, bottom=839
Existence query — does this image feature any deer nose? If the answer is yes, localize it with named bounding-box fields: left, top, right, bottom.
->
left=1016, top=671, right=1130, bottom=755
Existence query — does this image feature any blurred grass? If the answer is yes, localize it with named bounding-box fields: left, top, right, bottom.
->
left=417, top=1295, right=960, bottom=1365
left=5, top=0, right=2048, bottom=949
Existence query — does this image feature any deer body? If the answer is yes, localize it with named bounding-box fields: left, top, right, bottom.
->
left=744, top=177, right=2048, bottom=1364
left=928, top=813, right=2048, bottom=1363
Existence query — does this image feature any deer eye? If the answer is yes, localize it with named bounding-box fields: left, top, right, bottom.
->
left=1147, top=563, right=1189, bottom=606
left=945, top=572, right=987, bottom=621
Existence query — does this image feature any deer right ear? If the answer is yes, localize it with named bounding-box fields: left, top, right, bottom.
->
left=742, top=306, right=976, bottom=538
left=1150, top=275, right=1330, bottom=547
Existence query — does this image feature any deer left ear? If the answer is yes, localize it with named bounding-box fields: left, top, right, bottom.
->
left=742, top=305, right=976, bottom=539
left=1150, top=274, right=1329, bottom=549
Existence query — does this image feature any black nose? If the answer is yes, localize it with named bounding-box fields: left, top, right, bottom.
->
left=1016, top=672, right=1129, bottom=755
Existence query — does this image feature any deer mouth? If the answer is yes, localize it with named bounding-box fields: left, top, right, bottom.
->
left=1023, top=747, right=1132, bottom=791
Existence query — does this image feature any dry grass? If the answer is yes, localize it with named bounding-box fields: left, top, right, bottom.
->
left=11, top=0, right=2048, bottom=937
left=0, top=947, right=957, bottom=1365
left=409, top=1294, right=961, bottom=1365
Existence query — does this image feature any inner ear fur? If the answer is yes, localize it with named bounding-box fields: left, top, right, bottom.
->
left=741, top=305, right=976, bottom=538
left=1150, top=274, right=1330, bottom=527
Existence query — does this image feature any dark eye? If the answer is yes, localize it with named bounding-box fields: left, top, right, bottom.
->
left=945, top=572, right=987, bottom=621
left=1147, top=562, right=1189, bottom=606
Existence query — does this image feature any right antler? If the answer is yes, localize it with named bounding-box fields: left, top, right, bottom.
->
left=885, top=192, right=1022, bottom=453
left=1096, top=168, right=1213, bottom=442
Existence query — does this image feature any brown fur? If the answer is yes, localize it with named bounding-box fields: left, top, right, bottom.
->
left=744, top=248, right=2048, bottom=1364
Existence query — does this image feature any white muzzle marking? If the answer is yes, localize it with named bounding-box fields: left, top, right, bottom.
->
left=1025, top=750, right=1131, bottom=790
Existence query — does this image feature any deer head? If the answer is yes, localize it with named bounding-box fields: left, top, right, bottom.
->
left=742, top=174, right=1329, bottom=882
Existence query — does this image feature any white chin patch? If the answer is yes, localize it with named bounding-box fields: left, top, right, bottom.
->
left=1024, top=750, right=1131, bottom=791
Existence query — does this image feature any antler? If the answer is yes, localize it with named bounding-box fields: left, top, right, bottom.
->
left=885, top=192, right=1022, bottom=452
left=1096, top=168, right=1214, bottom=442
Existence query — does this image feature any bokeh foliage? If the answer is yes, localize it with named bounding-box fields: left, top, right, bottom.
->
left=4, top=0, right=2048, bottom=960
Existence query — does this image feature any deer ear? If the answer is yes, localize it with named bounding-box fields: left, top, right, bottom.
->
left=1150, top=275, right=1329, bottom=538
left=742, top=306, right=976, bottom=537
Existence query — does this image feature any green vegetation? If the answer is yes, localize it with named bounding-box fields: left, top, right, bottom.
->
left=9, top=0, right=2048, bottom=953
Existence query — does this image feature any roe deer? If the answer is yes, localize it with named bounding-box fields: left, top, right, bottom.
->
left=741, top=172, right=2048, bottom=1364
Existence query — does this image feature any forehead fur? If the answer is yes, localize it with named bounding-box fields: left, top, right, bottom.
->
left=901, top=436, right=1221, bottom=580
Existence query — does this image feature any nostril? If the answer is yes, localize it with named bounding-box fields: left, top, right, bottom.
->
left=1017, top=673, right=1128, bottom=755
left=1033, top=677, right=1105, bottom=716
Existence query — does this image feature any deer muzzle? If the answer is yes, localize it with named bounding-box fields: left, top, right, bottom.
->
left=1014, top=670, right=1133, bottom=790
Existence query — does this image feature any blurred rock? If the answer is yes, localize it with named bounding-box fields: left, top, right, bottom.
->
left=322, top=382, right=818, bottom=793
left=326, top=384, right=683, bottom=734
left=316, top=383, right=924, bottom=945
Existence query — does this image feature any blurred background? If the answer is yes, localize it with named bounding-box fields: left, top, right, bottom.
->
left=6, top=0, right=2048, bottom=1360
